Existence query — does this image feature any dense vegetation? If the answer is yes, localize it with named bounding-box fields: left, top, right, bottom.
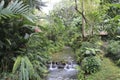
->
left=0, top=0, right=120, bottom=80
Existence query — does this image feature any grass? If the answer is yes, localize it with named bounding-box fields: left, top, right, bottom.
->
left=86, top=57, right=120, bottom=80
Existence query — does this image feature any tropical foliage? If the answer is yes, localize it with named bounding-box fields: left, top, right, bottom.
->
left=81, top=56, right=101, bottom=74
left=0, top=0, right=120, bottom=80
left=0, top=0, right=49, bottom=80
left=107, top=40, right=120, bottom=66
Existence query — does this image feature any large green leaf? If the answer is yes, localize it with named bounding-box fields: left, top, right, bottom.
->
left=12, top=56, right=22, bottom=73
left=12, top=56, right=35, bottom=80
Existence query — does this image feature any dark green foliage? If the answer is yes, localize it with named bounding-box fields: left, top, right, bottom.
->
left=100, top=0, right=120, bottom=40
left=0, top=19, right=33, bottom=52
left=49, top=5, right=83, bottom=52
left=81, top=56, right=101, bottom=74
left=76, top=42, right=102, bottom=74
left=107, top=40, right=120, bottom=59
left=107, top=40, right=120, bottom=66
left=45, top=14, right=66, bottom=53
left=0, top=1, right=35, bottom=75
left=0, top=0, right=49, bottom=80
left=76, top=42, right=101, bottom=62
left=18, top=33, right=50, bottom=80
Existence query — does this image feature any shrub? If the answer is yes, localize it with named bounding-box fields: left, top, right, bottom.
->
left=81, top=56, right=101, bottom=74
left=76, top=42, right=95, bottom=57
left=107, top=40, right=120, bottom=60
left=76, top=48, right=100, bottom=63
left=80, top=42, right=96, bottom=49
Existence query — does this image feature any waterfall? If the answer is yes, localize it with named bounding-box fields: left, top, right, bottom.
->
left=64, top=63, right=69, bottom=70
left=64, top=61, right=76, bottom=71
left=49, top=62, right=58, bottom=71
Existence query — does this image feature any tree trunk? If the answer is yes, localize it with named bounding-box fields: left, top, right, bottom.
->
left=81, top=0, right=85, bottom=39
left=75, top=0, right=86, bottom=39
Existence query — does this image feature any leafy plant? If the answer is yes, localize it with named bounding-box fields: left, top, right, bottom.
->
left=107, top=40, right=120, bottom=59
left=0, top=0, right=48, bottom=80
left=12, top=56, right=34, bottom=80
left=26, top=33, right=50, bottom=79
left=76, top=42, right=101, bottom=63
left=81, top=56, right=101, bottom=74
left=107, top=40, right=120, bottom=66
left=75, top=41, right=102, bottom=74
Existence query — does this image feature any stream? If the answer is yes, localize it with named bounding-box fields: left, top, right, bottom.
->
left=46, top=47, right=79, bottom=80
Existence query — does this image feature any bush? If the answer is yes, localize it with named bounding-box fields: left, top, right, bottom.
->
left=76, top=42, right=101, bottom=63
left=107, top=40, right=120, bottom=60
left=76, top=42, right=96, bottom=56
left=80, top=42, right=96, bottom=49
left=81, top=56, right=101, bottom=74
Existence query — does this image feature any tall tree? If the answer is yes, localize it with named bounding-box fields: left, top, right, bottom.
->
left=75, top=0, right=86, bottom=39
left=75, top=0, right=101, bottom=37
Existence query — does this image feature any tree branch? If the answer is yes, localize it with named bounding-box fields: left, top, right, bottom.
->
left=74, top=0, right=88, bottom=24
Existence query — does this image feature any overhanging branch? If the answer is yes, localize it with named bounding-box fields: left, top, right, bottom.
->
left=74, top=0, right=89, bottom=24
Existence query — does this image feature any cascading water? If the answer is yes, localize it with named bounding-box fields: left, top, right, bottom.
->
left=47, top=60, right=78, bottom=80
left=64, top=60, right=78, bottom=71
left=49, top=62, right=58, bottom=71
left=64, top=63, right=69, bottom=70
left=46, top=47, right=79, bottom=80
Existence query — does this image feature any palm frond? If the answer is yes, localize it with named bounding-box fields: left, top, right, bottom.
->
left=0, top=0, right=37, bottom=22
left=26, top=0, right=47, bottom=10
left=34, top=0, right=47, bottom=10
